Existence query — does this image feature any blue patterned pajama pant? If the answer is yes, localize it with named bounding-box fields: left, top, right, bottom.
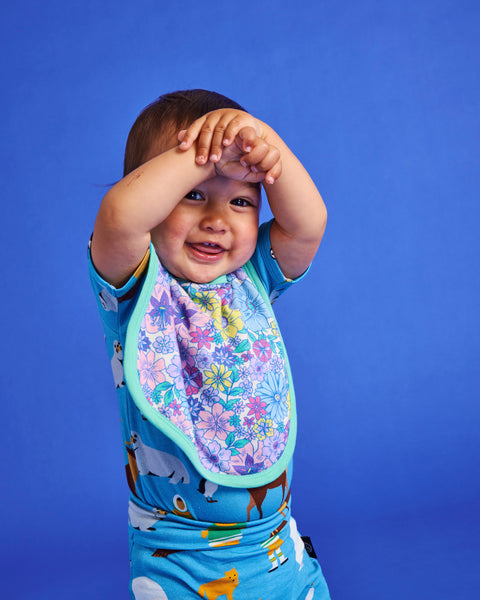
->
left=128, top=506, right=331, bottom=600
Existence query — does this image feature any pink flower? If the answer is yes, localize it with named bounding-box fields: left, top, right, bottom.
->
left=246, top=396, right=267, bottom=420
left=253, top=339, right=272, bottom=363
left=138, top=351, right=165, bottom=390
left=197, top=402, right=235, bottom=441
left=190, top=326, right=214, bottom=350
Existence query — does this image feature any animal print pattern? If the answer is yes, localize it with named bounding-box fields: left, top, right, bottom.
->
left=198, top=568, right=239, bottom=600
left=128, top=514, right=331, bottom=599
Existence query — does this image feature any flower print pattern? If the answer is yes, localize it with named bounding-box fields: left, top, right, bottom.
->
left=249, top=358, right=267, bottom=382
left=204, top=364, right=233, bottom=393
left=190, top=289, right=219, bottom=312
left=138, top=351, right=166, bottom=390
left=147, top=290, right=176, bottom=331
left=269, top=354, right=284, bottom=373
left=187, top=395, right=202, bottom=422
left=178, top=339, right=196, bottom=367
left=212, top=304, right=243, bottom=340
left=136, top=263, right=292, bottom=478
left=153, top=334, right=175, bottom=355
left=166, top=355, right=184, bottom=391
left=212, top=344, right=236, bottom=368
left=201, top=387, right=219, bottom=406
left=257, top=371, right=289, bottom=423
left=183, top=364, right=203, bottom=396
left=253, top=339, right=272, bottom=362
left=138, top=330, right=151, bottom=352
left=246, top=395, right=267, bottom=420
left=198, top=440, right=232, bottom=473
left=253, top=417, right=274, bottom=440
left=190, top=326, right=214, bottom=350
left=232, top=451, right=265, bottom=475
left=261, top=429, right=286, bottom=461
left=173, top=301, right=197, bottom=332
left=195, top=350, right=212, bottom=370
left=197, top=402, right=235, bottom=441
left=231, top=277, right=271, bottom=331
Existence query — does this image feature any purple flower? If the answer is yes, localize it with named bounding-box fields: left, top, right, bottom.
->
left=233, top=453, right=265, bottom=475
left=187, top=395, right=202, bottom=422
left=199, top=441, right=232, bottom=473
left=166, top=355, right=184, bottom=391
left=148, top=291, right=175, bottom=330
left=262, top=429, right=286, bottom=461
left=200, top=387, right=219, bottom=406
left=184, top=363, right=203, bottom=396
left=213, top=345, right=236, bottom=368
left=152, top=334, right=175, bottom=354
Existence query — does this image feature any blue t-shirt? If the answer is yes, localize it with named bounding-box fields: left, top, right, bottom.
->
left=89, top=220, right=306, bottom=525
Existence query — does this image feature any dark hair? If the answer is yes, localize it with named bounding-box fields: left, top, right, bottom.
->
left=123, top=89, right=245, bottom=176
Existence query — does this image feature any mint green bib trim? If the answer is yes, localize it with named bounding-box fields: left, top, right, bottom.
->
left=242, top=260, right=297, bottom=477
left=124, top=250, right=296, bottom=489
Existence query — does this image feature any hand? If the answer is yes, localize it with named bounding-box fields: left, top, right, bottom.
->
left=213, top=126, right=282, bottom=184
left=178, top=109, right=282, bottom=184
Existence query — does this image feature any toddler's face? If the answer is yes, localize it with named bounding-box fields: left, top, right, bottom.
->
left=151, top=175, right=260, bottom=283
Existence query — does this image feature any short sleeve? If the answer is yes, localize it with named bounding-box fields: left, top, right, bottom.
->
left=87, top=239, right=151, bottom=338
left=250, top=219, right=310, bottom=302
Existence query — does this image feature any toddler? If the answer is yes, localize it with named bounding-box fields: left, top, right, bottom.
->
left=89, top=89, right=330, bottom=599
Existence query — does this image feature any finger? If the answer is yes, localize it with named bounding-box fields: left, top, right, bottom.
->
left=243, top=145, right=281, bottom=183
left=178, top=117, right=206, bottom=151
left=236, top=126, right=257, bottom=153
left=264, top=161, right=282, bottom=184
left=239, top=138, right=270, bottom=168
left=209, top=117, right=230, bottom=162
left=255, top=146, right=281, bottom=173
left=223, top=115, right=254, bottom=146
left=177, top=129, right=187, bottom=145
left=195, top=114, right=223, bottom=164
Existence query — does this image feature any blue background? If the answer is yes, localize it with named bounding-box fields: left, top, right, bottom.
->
left=2, top=1, right=479, bottom=598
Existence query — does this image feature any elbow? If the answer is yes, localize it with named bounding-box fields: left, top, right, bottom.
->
left=311, top=196, right=327, bottom=243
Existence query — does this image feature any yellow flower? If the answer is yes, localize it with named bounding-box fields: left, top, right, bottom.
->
left=204, top=363, right=233, bottom=393
left=212, top=304, right=244, bottom=340
left=253, top=418, right=274, bottom=440
left=191, top=290, right=220, bottom=313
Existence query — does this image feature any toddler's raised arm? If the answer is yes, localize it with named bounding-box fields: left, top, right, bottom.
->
left=179, top=109, right=327, bottom=279
left=91, top=144, right=215, bottom=287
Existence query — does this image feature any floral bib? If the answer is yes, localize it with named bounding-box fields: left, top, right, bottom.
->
left=124, top=252, right=296, bottom=488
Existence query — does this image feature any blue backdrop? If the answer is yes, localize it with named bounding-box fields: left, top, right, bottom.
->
left=2, top=1, right=479, bottom=598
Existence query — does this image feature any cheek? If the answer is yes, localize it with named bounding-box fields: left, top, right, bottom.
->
left=238, top=219, right=259, bottom=254
left=152, top=212, right=193, bottom=245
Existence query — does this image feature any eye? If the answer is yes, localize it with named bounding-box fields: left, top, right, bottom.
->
left=231, top=197, right=254, bottom=208
left=184, top=190, right=203, bottom=201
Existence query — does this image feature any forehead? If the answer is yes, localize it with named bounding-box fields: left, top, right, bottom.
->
left=197, top=176, right=261, bottom=199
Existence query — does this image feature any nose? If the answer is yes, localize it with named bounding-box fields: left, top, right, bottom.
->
left=200, top=206, right=229, bottom=234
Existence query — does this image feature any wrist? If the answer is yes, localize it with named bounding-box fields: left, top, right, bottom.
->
left=172, top=143, right=216, bottom=180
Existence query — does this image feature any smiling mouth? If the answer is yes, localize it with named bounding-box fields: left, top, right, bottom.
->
left=187, top=242, right=226, bottom=261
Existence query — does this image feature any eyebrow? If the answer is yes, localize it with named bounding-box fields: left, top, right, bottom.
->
left=242, top=182, right=261, bottom=192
